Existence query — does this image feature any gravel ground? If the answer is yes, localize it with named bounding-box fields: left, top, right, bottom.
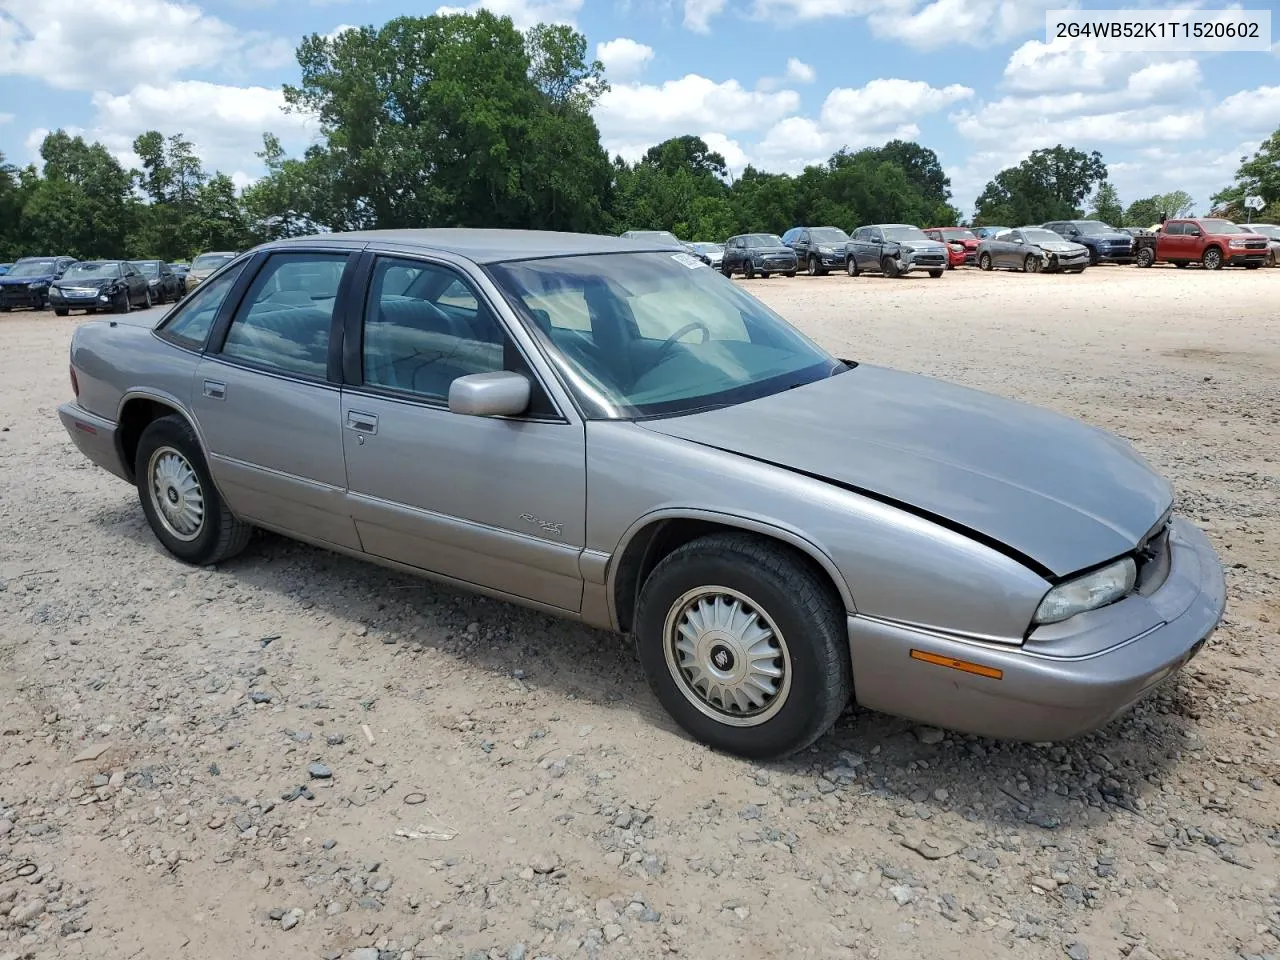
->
left=1, top=264, right=1278, bottom=960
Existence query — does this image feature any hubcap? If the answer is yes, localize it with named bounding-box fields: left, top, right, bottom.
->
left=663, top=586, right=792, bottom=727
left=148, top=446, right=205, bottom=541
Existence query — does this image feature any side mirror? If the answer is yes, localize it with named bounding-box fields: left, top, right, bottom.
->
left=448, top=370, right=531, bottom=418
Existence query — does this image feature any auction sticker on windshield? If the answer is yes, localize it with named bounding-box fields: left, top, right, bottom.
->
left=1047, top=9, right=1270, bottom=51
left=671, top=253, right=704, bottom=269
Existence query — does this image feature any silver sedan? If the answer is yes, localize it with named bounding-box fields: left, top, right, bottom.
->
left=977, top=227, right=1091, bottom=273
left=57, top=229, right=1225, bottom=759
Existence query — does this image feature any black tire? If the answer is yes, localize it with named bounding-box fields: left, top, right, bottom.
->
left=144, top=288, right=153, bottom=309
left=1135, top=247, right=1155, bottom=268
left=807, top=255, right=819, bottom=276
left=1245, top=263, right=1260, bottom=270
left=1173, top=261, right=1188, bottom=269
left=1088, top=248, right=1100, bottom=266
left=881, top=256, right=899, bottom=279
left=634, top=532, right=852, bottom=760
left=115, top=289, right=130, bottom=313
left=846, top=258, right=859, bottom=277
left=745, top=261, right=756, bottom=279
left=1024, top=254, right=1041, bottom=274
left=978, top=252, right=993, bottom=271
left=928, top=269, right=943, bottom=278
left=134, top=415, right=252, bottom=566
left=1267, top=250, right=1276, bottom=267
left=784, top=269, right=796, bottom=277
left=1202, top=247, right=1223, bottom=271
left=721, top=263, right=733, bottom=277
left=760, top=271, right=771, bottom=279
left=54, top=307, right=69, bottom=317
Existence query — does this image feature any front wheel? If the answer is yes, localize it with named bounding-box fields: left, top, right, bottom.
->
left=1202, top=247, right=1223, bottom=270
left=978, top=252, right=993, bottom=271
left=744, top=262, right=756, bottom=279
left=144, top=288, right=153, bottom=308
left=928, top=269, right=943, bottom=278
left=846, top=258, right=859, bottom=277
left=1024, top=254, right=1041, bottom=273
left=807, top=255, right=819, bottom=277
left=783, top=269, right=796, bottom=278
left=135, top=415, right=253, bottom=566
left=54, top=307, right=69, bottom=317
left=721, top=262, right=733, bottom=277
left=115, top=289, right=130, bottom=313
left=1135, top=247, right=1155, bottom=268
left=881, top=256, right=900, bottom=279
left=635, top=533, right=852, bottom=760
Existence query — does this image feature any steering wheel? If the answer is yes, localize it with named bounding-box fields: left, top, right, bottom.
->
left=650, top=320, right=710, bottom=369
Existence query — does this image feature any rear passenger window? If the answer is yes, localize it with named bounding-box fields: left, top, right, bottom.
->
left=221, top=253, right=347, bottom=378
left=361, top=258, right=506, bottom=402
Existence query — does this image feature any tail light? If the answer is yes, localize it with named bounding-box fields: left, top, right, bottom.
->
left=70, top=364, right=80, bottom=397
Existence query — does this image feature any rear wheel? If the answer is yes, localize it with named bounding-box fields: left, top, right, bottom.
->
left=978, top=252, right=993, bottom=271
left=135, top=415, right=252, bottom=566
left=1202, top=247, right=1223, bottom=270
left=634, top=532, right=852, bottom=760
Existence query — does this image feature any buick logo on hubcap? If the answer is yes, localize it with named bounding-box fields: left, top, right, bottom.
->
left=710, top=645, right=734, bottom=671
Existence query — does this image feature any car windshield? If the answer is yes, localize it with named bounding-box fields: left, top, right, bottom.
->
left=193, top=253, right=236, bottom=270
left=692, top=243, right=723, bottom=253
left=939, top=228, right=977, bottom=241
left=7, top=259, right=57, bottom=278
left=809, top=228, right=849, bottom=243
left=1073, top=221, right=1115, bottom=235
left=1248, top=225, right=1280, bottom=239
left=627, top=231, right=681, bottom=244
left=1198, top=219, right=1247, bottom=234
left=488, top=252, right=845, bottom=420
left=63, top=262, right=121, bottom=280
left=1021, top=229, right=1064, bottom=244
left=133, top=261, right=160, bottom=276
left=745, top=234, right=784, bottom=247
left=882, top=226, right=928, bottom=241
left=979, top=226, right=1009, bottom=236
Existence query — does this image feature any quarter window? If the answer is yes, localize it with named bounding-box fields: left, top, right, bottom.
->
left=221, top=253, right=348, bottom=378
left=159, top=260, right=247, bottom=349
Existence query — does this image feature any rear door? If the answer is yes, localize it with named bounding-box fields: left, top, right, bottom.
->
left=193, top=249, right=360, bottom=550
left=339, top=253, right=587, bottom=612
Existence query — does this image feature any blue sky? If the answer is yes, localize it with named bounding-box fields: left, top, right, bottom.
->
left=1, top=0, right=1278, bottom=217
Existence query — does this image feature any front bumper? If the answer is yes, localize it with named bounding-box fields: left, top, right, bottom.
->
left=1092, top=244, right=1135, bottom=263
left=846, top=517, right=1226, bottom=742
left=58, top=402, right=130, bottom=483
left=0, top=285, right=47, bottom=308
left=755, top=255, right=798, bottom=273
left=899, top=252, right=947, bottom=272
left=49, top=288, right=110, bottom=310
left=1046, top=251, right=1090, bottom=272
left=810, top=250, right=847, bottom=267
left=1227, top=249, right=1268, bottom=266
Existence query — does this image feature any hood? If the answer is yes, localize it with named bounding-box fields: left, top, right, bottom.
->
left=640, top=365, right=1172, bottom=577
left=1037, top=241, right=1086, bottom=253
left=54, top=277, right=118, bottom=289
left=0, top=273, right=56, bottom=286
left=898, top=240, right=946, bottom=253
left=750, top=245, right=796, bottom=256
left=1082, top=231, right=1131, bottom=243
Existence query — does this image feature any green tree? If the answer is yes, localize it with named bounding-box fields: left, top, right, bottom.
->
left=1088, top=182, right=1124, bottom=225
left=973, top=145, right=1108, bottom=225
left=22, top=131, right=137, bottom=258
left=241, top=133, right=322, bottom=240
left=1212, top=129, right=1280, bottom=220
left=0, top=151, right=31, bottom=260
left=1125, top=190, right=1194, bottom=227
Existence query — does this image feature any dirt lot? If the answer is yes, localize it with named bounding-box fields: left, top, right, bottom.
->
left=1, top=264, right=1278, bottom=960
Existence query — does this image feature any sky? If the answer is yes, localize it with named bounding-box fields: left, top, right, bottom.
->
left=1, top=0, right=1278, bottom=218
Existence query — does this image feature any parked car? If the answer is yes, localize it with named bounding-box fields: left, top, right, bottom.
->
left=130, top=259, right=185, bottom=304
left=0, top=255, right=77, bottom=311
left=781, top=226, right=850, bottom=275
left=976, top=227, right=1090, bottom=274
left=689, top=242, right=724, bottom=268
left=1116, top=227, right=1153, bottom=238
left=972, top=226, right=1010, bottom=240
left=170, top=263, right=191, bottom=294
left=49, top=260, right=153, bottom=315
left=55, top=228, right=1225, bottom=759
left=0, top=263, right=12, bottom=276
left=1239, top=224, right=1280, bottom=266
left=186, top=251, right=240, bottom=290
left=1040, top=220, right=1135, bottom=265
left=620, top=230, right=692, bottom=253
left=721, top=233, right=798, bottom=278
left=846, top=224, right=947, bottom=278
left=1131, top=218, right=1270, bottom=269
left=922, top=226, right=979, bottom=268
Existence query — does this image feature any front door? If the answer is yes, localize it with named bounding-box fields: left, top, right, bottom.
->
left=340, top=255, right=586, bottom=612
left=193, top=250, right=360, bottom=550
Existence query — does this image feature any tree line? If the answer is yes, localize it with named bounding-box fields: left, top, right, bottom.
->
left=2, top=10, right=1275, bottom=264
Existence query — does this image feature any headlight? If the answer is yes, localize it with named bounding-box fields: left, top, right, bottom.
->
left=818, top=245, right=836, bottom=254
left=29, top=281, right=47, bottom=290
left=1034, top=557, right=1137, bottom=624
left=1228, top=238, right=1249, bottom=248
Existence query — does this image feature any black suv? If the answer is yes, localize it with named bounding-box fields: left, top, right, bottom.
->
left=1041, top=220, right=1134, bottom=265
left=781, top=226, right=850, bottom=275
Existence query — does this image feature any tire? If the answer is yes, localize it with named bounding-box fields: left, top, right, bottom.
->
left=721, top=263, right=733, bottom=278
left=760, top=272, right=771, bottom=279
left=784, top=270, right=796, bottom=278
left=1135, top=247, right=1155, bottom=268
left=846, top=258, right=859, bottom=277
left=1088, top=248, right=1100, bottom=267
left=1245, top=264, right=1260, bottom=270
left=115, top=289, right=130, bottom=313
left=978, top=252, right=993, bottom=271
left=134, top=415, right=252, bottom=566
left=54, top=307, right=68, bottom=317
left=144, top=288, right=153, bottom=309
left=1267, top=250, right=1276, bottom=267
left=807, top=255, right=819, bottom=277
left=634, top=532, right=852, bottom=760
left=881, top=256, right=899, bottom=279
left=928, top=269, right=943, bottom=278
left=745, top=262, right=756, bottom=279
left=1202, top=247, right=1223, bottom=271
left=1173, top=261, right=1188, bottom=269
left=1024, top=254, right=1041, bottom=274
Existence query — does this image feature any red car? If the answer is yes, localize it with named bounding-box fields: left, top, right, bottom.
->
left=924, top=227, right=980, bottom=268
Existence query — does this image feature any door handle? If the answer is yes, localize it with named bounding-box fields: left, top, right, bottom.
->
left=346, top=411, right=378, bottom=434
left=203, top=379, right=226, bottom=400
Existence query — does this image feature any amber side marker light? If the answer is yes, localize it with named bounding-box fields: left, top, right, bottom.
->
left=910, top=649, right=1003, bottom=680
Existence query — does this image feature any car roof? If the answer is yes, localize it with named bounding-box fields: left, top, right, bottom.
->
left=262, top=229, right=679, bottom=264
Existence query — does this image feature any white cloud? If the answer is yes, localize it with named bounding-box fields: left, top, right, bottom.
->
left=0, top=0, right=292, bottom=93
left=0, top=113, right=13, bottom=126
left=596, top=74, right=801, bottom=145
left=596, top=38, right=654, bottom=81
left=785, top=57, right=815, bottom=83
left=84, top=81, right=319, bottom=182
left=753, top=78, right=973, bottom=170
left=434, top=0, right=582, bottom=28
left=683, top=0, right=725, bottom=32
left=1214, top=86, right=1280, bottom=132
left=324, top=23, right=357, bottom=40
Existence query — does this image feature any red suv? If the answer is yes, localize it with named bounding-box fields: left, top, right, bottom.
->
left=924, top=227, right=979, bottom=268
left=1136, top=218, right=1270, bottom=270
